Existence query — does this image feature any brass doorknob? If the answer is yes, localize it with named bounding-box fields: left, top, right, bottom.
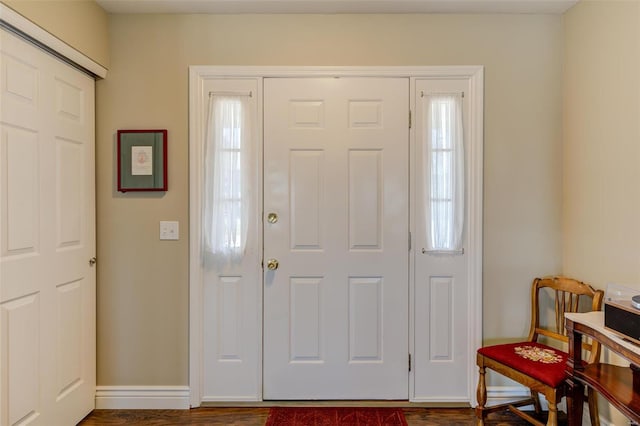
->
left=267, top=212, right=278, bottom=224
left=266, top=259, right=279, bottom=270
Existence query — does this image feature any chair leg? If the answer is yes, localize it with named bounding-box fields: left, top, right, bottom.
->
left=588, top=388, right=600, bottom=426
left=546, top=399, right=558, bottom=426
left=475, top=365, right=487, bottom=425
left=530, top=390, right=542, bottom=414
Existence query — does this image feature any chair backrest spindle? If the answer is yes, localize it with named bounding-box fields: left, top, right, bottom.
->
left=530, top=277, right=603, bottom=355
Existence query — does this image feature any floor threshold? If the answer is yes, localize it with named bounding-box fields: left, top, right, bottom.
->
left=200, top=400, right=471, bottom=408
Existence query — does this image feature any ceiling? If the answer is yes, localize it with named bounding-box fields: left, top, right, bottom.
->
left=95, top=0, right=579, bottom=15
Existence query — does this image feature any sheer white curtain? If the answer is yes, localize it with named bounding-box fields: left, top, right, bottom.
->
left=203, top=94, right=254, bottom=266
left=423, top=93, right=464, bottom=251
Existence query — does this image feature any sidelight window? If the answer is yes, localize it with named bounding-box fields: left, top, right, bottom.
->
left=203, top=94, right=254, bottom=265
left=423, top=93, right=464, bottom=252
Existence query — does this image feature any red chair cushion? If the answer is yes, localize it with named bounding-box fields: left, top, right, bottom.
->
left=478, top=342, right=568, bottom=387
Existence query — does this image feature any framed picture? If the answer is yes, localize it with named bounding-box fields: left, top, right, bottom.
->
left=117, top=129, right=167, bottom=192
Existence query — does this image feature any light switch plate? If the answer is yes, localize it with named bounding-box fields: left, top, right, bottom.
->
left=160, top=221, right=179, bottom=240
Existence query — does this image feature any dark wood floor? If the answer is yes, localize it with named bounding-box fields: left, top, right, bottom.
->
left=78, top=407, right=554, bottom=425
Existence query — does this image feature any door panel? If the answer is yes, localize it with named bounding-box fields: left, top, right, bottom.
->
left=200, top=78, right=262, bottom=401
left=413, top=78, right=470, bottom=400
left=0, top=28, right=95, bottom=425
left=4, top=294, right=40, bottom=425
left=349, top=150, right=383, bottom=249
left=263, top=77, right=409, bottom=400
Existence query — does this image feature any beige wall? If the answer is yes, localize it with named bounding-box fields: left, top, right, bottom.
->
left=97, top=13, right=564, bottom=386
left=563, top=1, right=640, bottom=423
left=563, top=0, right=640, bottom=287
left=1, top=0, right=109, bottom=67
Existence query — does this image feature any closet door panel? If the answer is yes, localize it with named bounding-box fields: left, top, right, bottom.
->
left=0, top=28, right=96, bottom=426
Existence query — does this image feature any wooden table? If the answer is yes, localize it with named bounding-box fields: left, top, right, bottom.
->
left=565, top=311, right=640, bottom=426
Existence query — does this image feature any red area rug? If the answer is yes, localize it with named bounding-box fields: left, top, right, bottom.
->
left=265, top=407, right=408, bottom=426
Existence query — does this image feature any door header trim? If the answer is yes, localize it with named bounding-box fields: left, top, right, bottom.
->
left=189, top=65, right=483, bottom=79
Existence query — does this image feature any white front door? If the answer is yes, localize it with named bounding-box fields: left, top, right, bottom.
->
left=0, top=29, right=96, bottom=425
left=263, top=77, right=409, bottom=399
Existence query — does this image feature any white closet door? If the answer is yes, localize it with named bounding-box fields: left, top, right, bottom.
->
left=0, top=28, right=96, bottom=425
left=263, top=77, right=409, bottom=399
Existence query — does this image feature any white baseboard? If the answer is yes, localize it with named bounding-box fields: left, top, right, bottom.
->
left=95, top=386, right=190, bottom=409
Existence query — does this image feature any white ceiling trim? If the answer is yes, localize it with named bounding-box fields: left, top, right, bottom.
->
left=96, top=0, right=579, bottom=15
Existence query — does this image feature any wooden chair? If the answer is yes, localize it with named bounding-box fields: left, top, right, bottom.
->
left=475, top=276, right=604, bottom=426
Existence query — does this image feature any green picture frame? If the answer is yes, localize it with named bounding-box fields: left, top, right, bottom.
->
left=117, top=129, right=167, bottom=192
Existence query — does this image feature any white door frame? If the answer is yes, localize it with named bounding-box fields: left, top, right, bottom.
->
left=188, top=66, right=483, bottom=407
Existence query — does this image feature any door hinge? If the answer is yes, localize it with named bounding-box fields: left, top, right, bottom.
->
left=408, top=231, right=412, bottom=251
left=409, top=110, right=412, bottom=129
left=409, top=353, right=412, bottom=372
